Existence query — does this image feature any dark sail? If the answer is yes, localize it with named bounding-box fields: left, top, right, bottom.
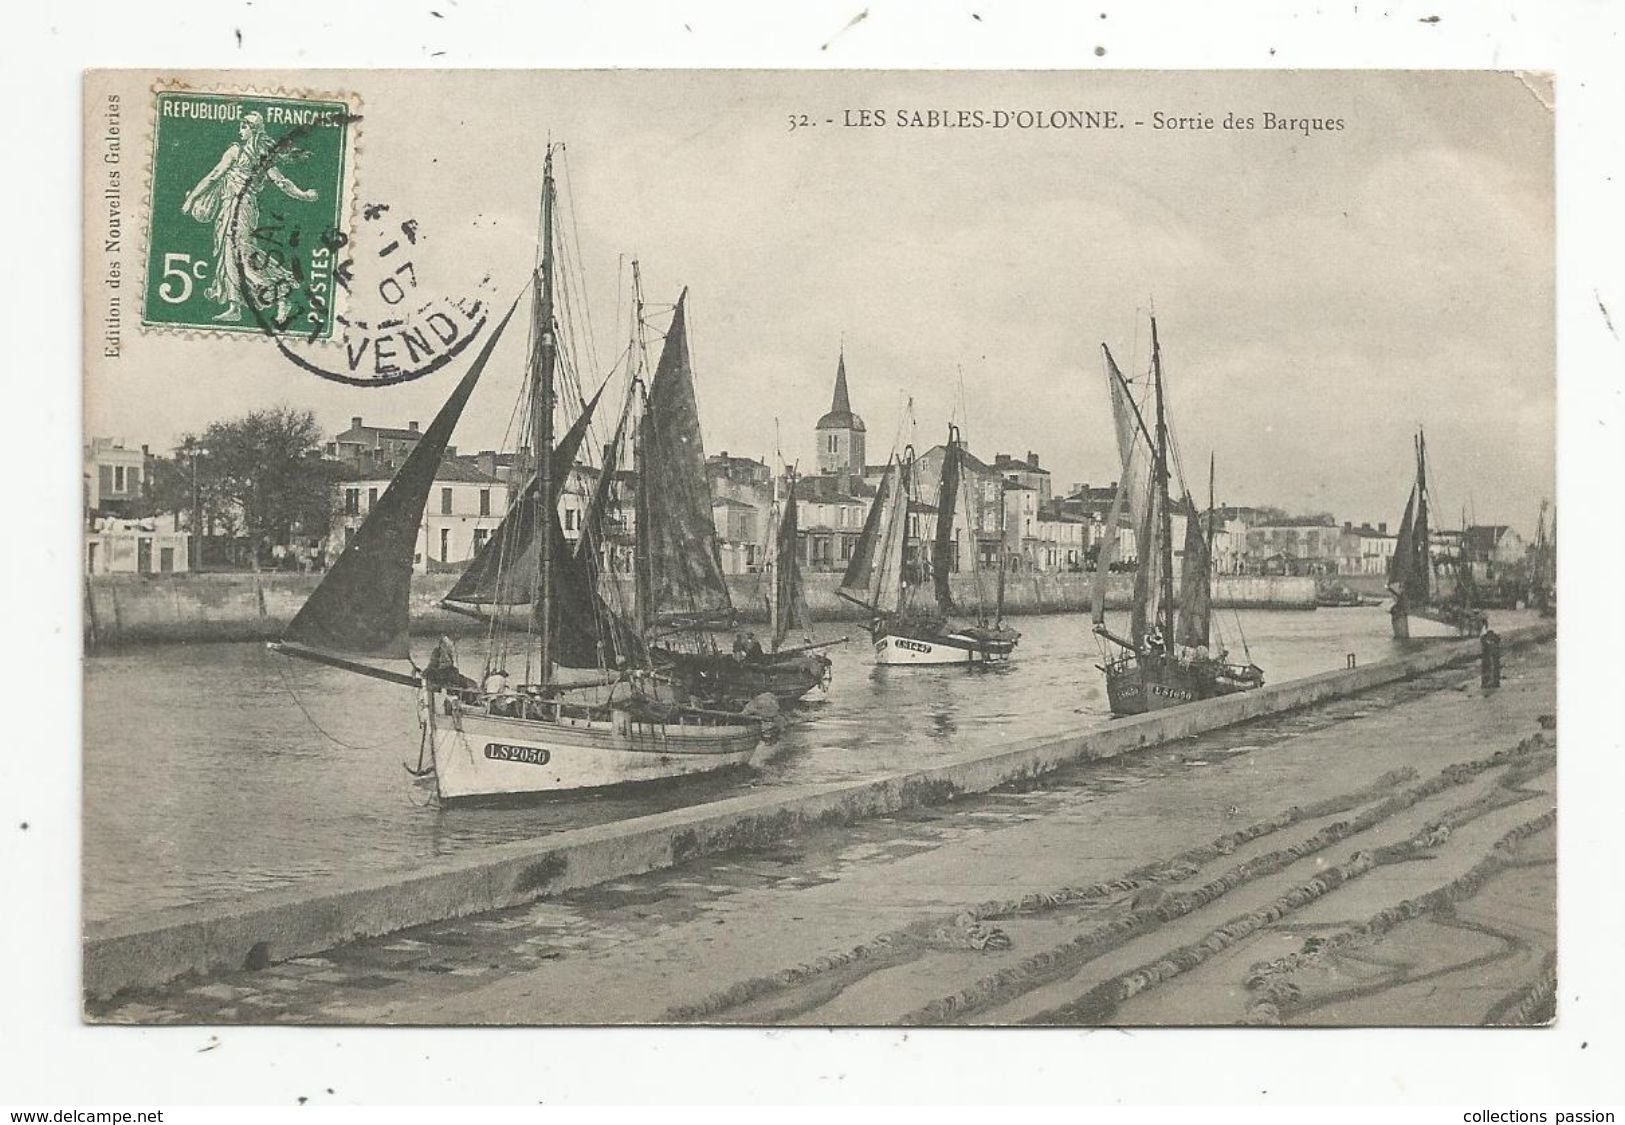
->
left=1388, top=488, right=1416, bottom=593
left=1411, top=479, right=1432, bottom=605
left=772, top=484, right=810, bottom=648
left=932, top=432, right=961, bottom=612
left=562, top=399, right=644, bottom=667
left=285, top=299, right=518, bottom=658
left=637, top=292, right=733, bottom=626
left=577, top=398, right=630, bottom=565
left=444, top=379, right=608, bottom=606
left=543, top=511, right=644, bottom=668
left=1175, top=496, right=1212, bottom=647
left=839, top=460, right=893, bottom=606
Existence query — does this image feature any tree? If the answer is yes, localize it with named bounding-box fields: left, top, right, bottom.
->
left=196, top=407, right=340, bottom=567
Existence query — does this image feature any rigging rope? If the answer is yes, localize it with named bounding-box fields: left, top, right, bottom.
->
left=271, top=649, right=407, bottom=753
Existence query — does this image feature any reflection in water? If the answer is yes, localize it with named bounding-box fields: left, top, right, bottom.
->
left=82, top=606, right=1537, bottom=922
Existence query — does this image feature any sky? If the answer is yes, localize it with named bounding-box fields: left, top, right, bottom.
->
left=85, top=69, right=1554, bottom=534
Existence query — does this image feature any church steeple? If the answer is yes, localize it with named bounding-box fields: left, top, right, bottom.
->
left=815, top=346, right=867, bottom=481
left=831, top=350, right=852, bottom=416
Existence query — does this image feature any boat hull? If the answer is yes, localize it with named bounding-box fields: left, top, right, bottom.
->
left=1102, top=652, right=1264, bottom=717
left=873, top=627, right=1018, bottom=666
left=655, top=648, right=832, bottom=707
left=1388, top=601, right=1486, bottom=639
left=427, top=698, right=761, bottom=801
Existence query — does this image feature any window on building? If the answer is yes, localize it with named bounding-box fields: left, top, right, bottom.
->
left=479, top=489, right=491, bottom=517
left=441, top=487, right=453, bottom=515
left=828, top=434, right=838, bottom=454
left=368, top=487, right=378, bottom=509
left=114, top=465, right=126, bottom=492
left=344, top=488, right=360, bottom=515
left=474, top=528, right=490, bottom=549
left=439, top=528, right=450, bottom=561
left=565, top=508, right=578, bottom=532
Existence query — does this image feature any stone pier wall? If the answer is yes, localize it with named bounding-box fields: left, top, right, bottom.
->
left=82, top=570, right=1317, bottom=648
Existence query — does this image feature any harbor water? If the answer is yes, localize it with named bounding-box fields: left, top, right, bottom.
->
left=82, top=606, right=1533, bottom=923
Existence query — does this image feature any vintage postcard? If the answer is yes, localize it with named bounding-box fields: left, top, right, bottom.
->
left=82, top=68, right=1555, bottom=1027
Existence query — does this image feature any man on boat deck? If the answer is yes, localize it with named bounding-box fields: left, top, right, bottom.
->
left=483, top=669, right=525, bottom=717
left=424, top=636, right=476, bottom=692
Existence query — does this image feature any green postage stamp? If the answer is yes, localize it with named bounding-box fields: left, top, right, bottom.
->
left=142, top=89, right=354, bottom=339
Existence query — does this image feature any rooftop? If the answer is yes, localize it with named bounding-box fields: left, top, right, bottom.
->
left=994, top=451, right=1048, bottom=475
left=336, top=455, right=504, bottom=486
left=335, top=416, right=424, bottom=443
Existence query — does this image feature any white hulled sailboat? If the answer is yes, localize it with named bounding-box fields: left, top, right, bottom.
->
left=838, top=427, right=1020, bottom=666
left=273, top=148, right=762, bottom=801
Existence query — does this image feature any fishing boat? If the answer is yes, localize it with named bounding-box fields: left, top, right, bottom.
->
left=1090, top=318, right=1264, bottom=716
left=441, top=256, right=831, bottom=710
left=273, top=148, right=762, bottom=802
left=838, top=427, right=1020, bottom=665
left=625, top=277, right=835, bottom=708
left=1385, top=429, right=1487, bottom=639
left=1314, top=580, right=1368, bottom=608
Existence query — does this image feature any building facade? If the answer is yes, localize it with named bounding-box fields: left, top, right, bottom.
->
left=85, top=515, right=191, bottom=575
left=332, top=456, right=514, bottom=574
left=327, top=416, right=426, bottom=472
left=1243, top=517, right=1360, bottom=576
left=84, top=437, right=149, bottom=517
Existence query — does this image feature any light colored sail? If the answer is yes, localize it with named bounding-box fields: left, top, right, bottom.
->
left=872, top=458, right=913, bottom=615
left=1090, top=450, right=1134, bottom=625
left=1105, top=347, right=1145, bottom=537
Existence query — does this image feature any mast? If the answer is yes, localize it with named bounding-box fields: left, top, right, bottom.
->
left=1151, top=316, right=1176, bottom=655
left=1415, top=428, right=1433, bottom=605
left=1206, top=452, right=1217, bottom=566
left=995, top=477, right=1007, bottom=625
left=1209, top=448, right=1222, bottom=588
left=630, top=259, right=652, bottom=637
left=767, top=463, right=780, bottom=645
left=533, top=146, right=558, bottom=683
left=932, top=424, right=961, bottom=615
left=1531, top=498, right=1549, bottom=610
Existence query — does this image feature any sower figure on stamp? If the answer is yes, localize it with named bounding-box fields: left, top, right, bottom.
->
left=180, top=111, right=318, bottom=324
